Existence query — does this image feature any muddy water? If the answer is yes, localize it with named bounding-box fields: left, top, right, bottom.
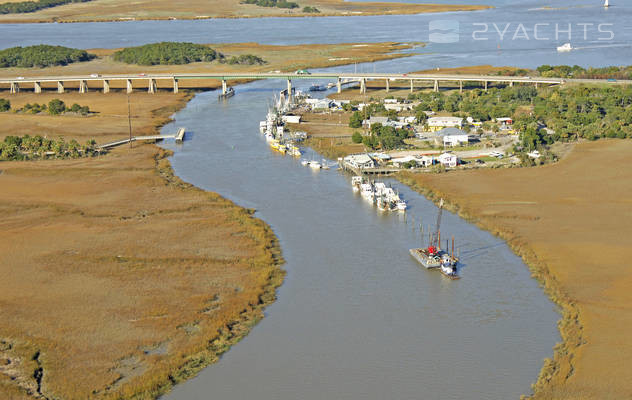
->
left=158, top=78, right=558, bottom=399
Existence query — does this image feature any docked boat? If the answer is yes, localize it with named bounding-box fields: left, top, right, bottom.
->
left=360, top=183, right=374, bottom=200
left=309, top=84, right=327, bottom=92
left=351, top=176, right=363, bottom=191
left=396, top=200, right=407, bottom=211
left=309, top=161, right=322, bottom=169
left=301, top=159, right=310, bottom=166
left=259, top=121, right=267, bottom=133
left=218, top=87, right=235, bottom=99
left=409, top=199, right=460, bottom=278
left=409, top=247, right=442, bottom=269
left=440, top=254, right=460, bottom=279
left=557, top=43, right=572, bottom=52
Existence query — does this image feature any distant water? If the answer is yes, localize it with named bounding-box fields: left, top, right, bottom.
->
left=0, top=0, right=630, bottom=69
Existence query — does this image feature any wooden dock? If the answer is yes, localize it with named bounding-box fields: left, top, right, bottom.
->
left=339, top=161, right=400, bottom=176
left=98, top=128, right=186, bottom=149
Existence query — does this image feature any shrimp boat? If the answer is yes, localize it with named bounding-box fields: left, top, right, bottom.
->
left=409, top=199, right=460, bottom=279
left=351, top=176, right=363, bottom=191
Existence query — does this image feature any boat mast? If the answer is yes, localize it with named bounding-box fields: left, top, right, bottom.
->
left=430, top=199, right=444, bottom=249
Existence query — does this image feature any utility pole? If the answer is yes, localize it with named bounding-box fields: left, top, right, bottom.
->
left=127, top=93, right=133, bottom=149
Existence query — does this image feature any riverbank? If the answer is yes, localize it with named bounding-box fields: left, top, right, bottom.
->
left=0, top=90, right=285, bottom=399
left=0, top=0, right=490, bottom=23
left=397, top=140, right=632, bottom=398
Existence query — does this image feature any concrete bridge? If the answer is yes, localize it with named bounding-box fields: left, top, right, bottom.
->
left=1, top=72, right=628, bottom=96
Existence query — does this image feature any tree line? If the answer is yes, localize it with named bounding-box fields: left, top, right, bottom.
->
left=0, top=135, right=101, bottom=161
left=241, top=0, right=299, bottom=9
left=113, top=42, right=224, bottom=66
left=0, top=0, right=91, bottom=14
left=0, top=45, right=95, bottom=68
left=0, top=98, right=91, bottom=115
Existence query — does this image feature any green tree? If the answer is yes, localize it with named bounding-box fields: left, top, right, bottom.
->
left=349, top=111, right=363, bottom=128
left=0, top=98, right=9, bottom=111
left=48, top=99, right=66, bottom=115
left=351, top=131, right=363, bottom=144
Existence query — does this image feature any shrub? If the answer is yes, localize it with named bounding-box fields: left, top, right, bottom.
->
left=226, top=54, right=266, bottom=65
left=113, top=42, right=223, bottom=66
left=47, top=99, right=66, bottom=115
left=0, top=98, right=9, bottom=112
left=0, top=45, right=95, bottom=68
left=0, top=0, right=92, bottom=15
left=351, top=131, right=363, bottom=144
left=302, top=6, right=319, bottom=12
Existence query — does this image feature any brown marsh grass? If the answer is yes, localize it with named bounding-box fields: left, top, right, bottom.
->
left=0, top=0, right=490, bottom=23
left=0, top=89, right=285, bottom=399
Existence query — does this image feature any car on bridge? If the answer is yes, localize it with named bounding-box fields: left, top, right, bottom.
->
left=295, top=69, right=311, bottom=75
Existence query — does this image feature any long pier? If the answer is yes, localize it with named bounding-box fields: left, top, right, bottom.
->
left=98, top=128, right=186, bottom=149
left=1, top=72, right=629, bottom=96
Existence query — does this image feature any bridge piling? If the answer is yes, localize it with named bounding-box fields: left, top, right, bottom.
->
left=484, top=80, right=488, bottom=92
left=10, top=82, right=19, bottom=94
left=173, top=78, right=179, bottom=94
left=509, top=81, right=514, bottom=87
left=126, top=79, right=133, bottom=94
left=385, top=79, right=389, bottom=93
left=459, top=80, right=463, bottom=93
left=337, top=78, right=342, bottom=94
left=34, top=81, right=41, bottom=94
left=57, top=81, right=64, bottom=94
left=410, top=79, right=414, bottom=93
left=148, top=78, right=157, bottom=94
left=360, top=78, right=366, bottom=94
left=287, top=79, right=292, bottom=100
left=222, top=79, right=227, bottom=95
left=103, top=80, right=110, bottom=94
left=79, top=80, right=88, bottom=94
left=433, top=79, right=439, bottom=92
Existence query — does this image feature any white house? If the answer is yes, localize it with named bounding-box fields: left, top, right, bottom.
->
left=427, top=116, right=463, bottom=132
left=438, top=152, right=459, bottom=167
left=282, top=115, right=301, bottom=124
left=419, top=155, right=434, bottom=167
left=390, top=156, right=419, bottom=168
left=344, top=154, right=376, bottom=169
left=362, top=116, right=389, bottom=129
left=495, top=117, right=513, bottom=126
left=443, top=134, right=469, bottom=147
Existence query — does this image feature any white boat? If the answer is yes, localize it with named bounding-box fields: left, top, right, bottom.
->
left=376, top=196, right=390, bottom=211
left=604, top=0, right=609, bottom=7
left=259, top=121, right=267, bottom=133
left=265, top=132, right=275, bottom=142
left=396, top=200, right=407, bottom=211
left=309, top=161, right=322, bottom=169
left=360, top=183, right=374, bottom=200
left=301, top=159, right=310, bottom=166
left=351, top=176, right=363, bottom=191
left=557, top=43, right=572, bottom=52
left=374, top=182, right=387, bottom=196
